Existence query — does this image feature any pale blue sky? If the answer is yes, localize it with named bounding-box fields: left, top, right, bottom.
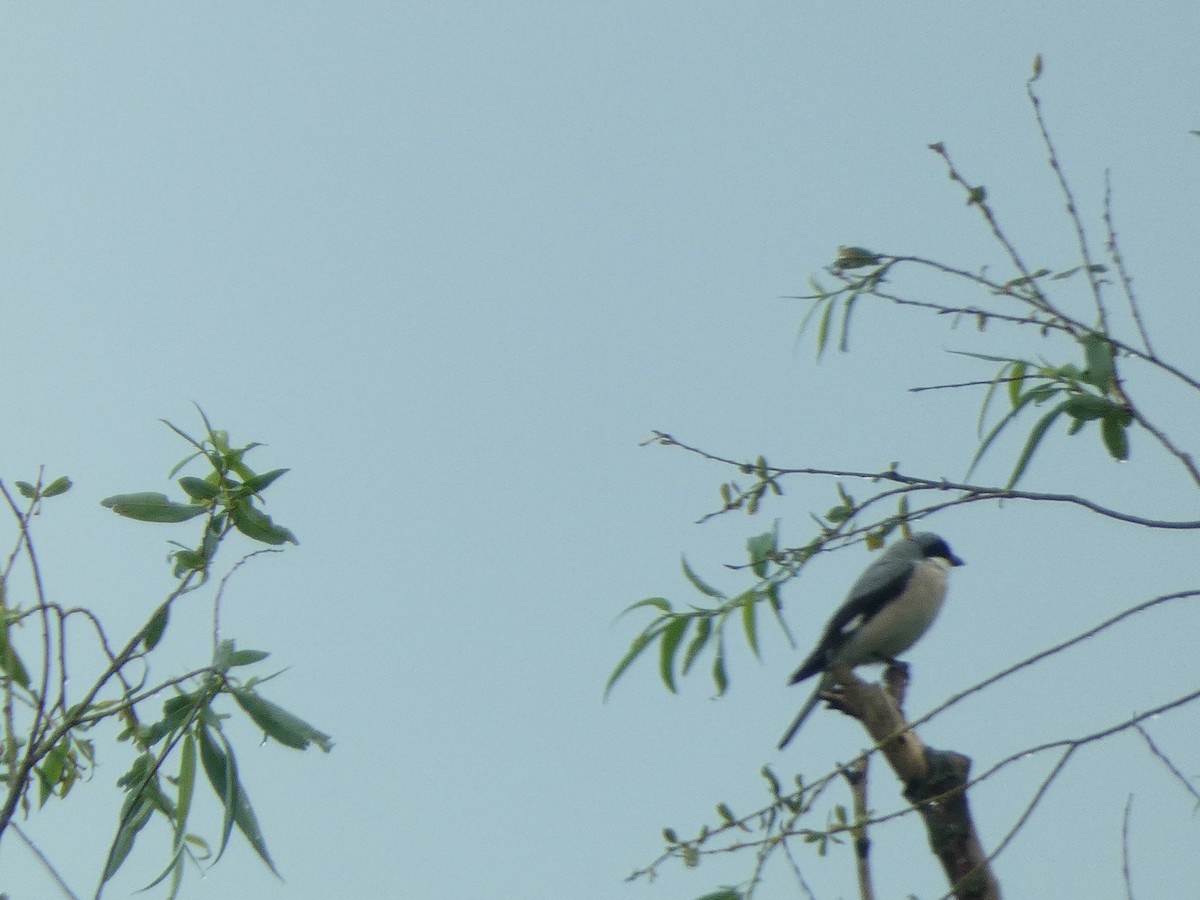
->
left=2, top=4, right=1199, bottom=899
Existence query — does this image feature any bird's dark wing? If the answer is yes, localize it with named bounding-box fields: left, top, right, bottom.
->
left=786, top=562, right=915, bottom=684
left=827, top=563, right=916, bottom=634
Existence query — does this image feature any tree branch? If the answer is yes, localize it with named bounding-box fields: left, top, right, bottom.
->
left=647, top=433, right=1200, bottom=530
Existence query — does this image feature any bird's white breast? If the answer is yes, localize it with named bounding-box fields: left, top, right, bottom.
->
left=833, top=557, right=950, bottom=667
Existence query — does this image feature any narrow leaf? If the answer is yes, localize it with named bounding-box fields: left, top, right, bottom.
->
left=681, top=616, right=712, bottom=675
left=746, top=527, right=777, bottom=578
left=712, top=639, right=728, bottom=696
left=0, top=622, right=30, bottom=687
left=741, top=597, right=759, bottom=659
left=966, top=386, right=1058, bottom=481
left=839, top=292, right=858, bottom=353
left=816, top=298, right=835, bottom=357
left=198, top=727, right=236, bottom=862
left=1007, top=361, right=1027, bottom=408
left=681, top=557, right=725, bottom=599
left=1062, top=393, right=1120, bottom=422
left=41, top=476, right=72, bottom=497
left=1101, top=414, right=1130, bottom=461
left=1008, top=400, right=1070, bottom=487
left=975, top=363, right=1010, bottom=439
left=231, top=687, right=334, bottom=752
left=228, top=648, right=271, bottom=667
left=216, top=740, right=278, bottom=875
left=604, top=628, right=660, bottom=699
left=175, top=733, right=197, bottom=834
left=1081, top=333, right=1115, bottom=389
left=101, top=793, right=155, bottom=883
left=178, top=477, right=220, bottom=501
left=239, top=468, right=289, bottom=494
left=617, top=597, right=671, bottom=619
left=101, top=492, right=208, bottom=524
left=658, top=617, right=690, bottom=693
left=142, top=603, right=170, bottom=651
left=228, top=501, right=298, bottom=546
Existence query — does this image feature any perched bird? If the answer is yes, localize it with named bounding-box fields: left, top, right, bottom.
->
left=777, top=532, right=964, bottom=750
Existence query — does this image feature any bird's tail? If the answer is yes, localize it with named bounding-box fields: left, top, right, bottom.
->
left=777, top=675, right=831, bottom=750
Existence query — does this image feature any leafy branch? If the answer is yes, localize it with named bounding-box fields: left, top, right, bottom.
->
left=0, top=411, right=331, bottom=899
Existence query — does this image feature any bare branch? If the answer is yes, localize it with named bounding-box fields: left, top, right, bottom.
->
left=647, top=433, right=1200, bottom=530
left=13, top=821, right=80, bottom=899
left=1135, top=724, right=1200, bottom=805
left=1122, top=794, right=1135, bottom=900
left=1025, top=80, right=1110, bottom=332
left=1104, top=172, right=1155, bottom=356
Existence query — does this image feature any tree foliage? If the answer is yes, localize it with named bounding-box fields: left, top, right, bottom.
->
left=609, top=60, right=1200, bottom=899
left=0, top=409, right=329, bottom=899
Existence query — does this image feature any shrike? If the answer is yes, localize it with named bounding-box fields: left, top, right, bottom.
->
left=778, top=532, right=964, bottom=749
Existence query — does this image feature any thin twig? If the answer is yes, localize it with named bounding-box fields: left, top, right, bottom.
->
left=927, top=144, right=1063, bottom=319
left=212, top=548, right=284, bottom=660
left=649, top=433, right=1200, bottom=530
left=1026, top=80, right=1109, bottom=332
left=779, top=839, right=819, bottom=900
left=1122, top=794, right=1135, bottom=900
left=1104, top=172, right=1155, bottom=356
left=13, top=821, right=81, bottom=899
left=1135, top=724, right=1200, bottom=804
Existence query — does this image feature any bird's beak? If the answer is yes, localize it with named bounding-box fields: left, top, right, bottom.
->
left=949, top=552, right=965, bottom=567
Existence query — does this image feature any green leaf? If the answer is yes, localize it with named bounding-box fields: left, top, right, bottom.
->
left=712, top=638, right=728, bottom=695
left=172, top=549, right=208, bottom=578
left=174, top=733, right=197, bottom=842
left=167, top=450, right=204, bottom=479
left=228, top=648, right=270, bottom=667
left=239, top=468, right=289, bottom=494
left=741, top=597, right=759, bottom=659
left=178, top=477, right=220, bottom=501
left=0, top=621, right=29, bottom=688
left=617, top=597, right=671, bottom=619
left=1061, top=393, right=1121, bottom=422
left=681, top=557, right=725, bottom=600
left=228, top=501, right=298, bottom=545
left=658, top=617, right=689, bottom=693
left=681, top=616, right=712, bottom=675
left=966, top=385, right=1059, bottom=481
left=1080, top=333, right=1115, bottom=390
left=1101, top=414, right=1130, bottom=461
left=14, top=481, right=36, bottom=499
left=199, top=727, right=280, bottom=876
left=37, top=739, right=70, bottom=807
left=833, top=246, right=880, bottom=269
left=796, top=279, right=829, bottom=336
left=1008, top=400, right=1070, bottom=487
left=746, top=527, right=777, bottom=578
left=101, top=789, right=155, bottom=883
left=839, top=291, right=858, bottom=352
left=948, top=349, right=1030, bottom=366
left=142, top=603, right=170, bottom=651
left=816, top=298, right=835, bottom=357
left=230, top=688, right=334, bottom=752
left=41, top=476, right=72, bottom=498
left=160, top=418, right=202, bottom=450
left=604, top=629, right=658, bottom=699
left=198, top=728, right=236, bottom=862
left=1007, top=361, right=1027, bottom=409
left=824, top=504, right=852, bottom=524
left=101, top=492, right=208, bottom=524
left=975, top=363, right=1009, bottom=439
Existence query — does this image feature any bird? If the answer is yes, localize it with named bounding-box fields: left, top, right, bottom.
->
left=777, top=532, right=964, bottom=750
